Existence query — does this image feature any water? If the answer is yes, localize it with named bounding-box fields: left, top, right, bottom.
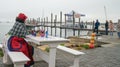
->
left=0, top=22, right=14, bottom=43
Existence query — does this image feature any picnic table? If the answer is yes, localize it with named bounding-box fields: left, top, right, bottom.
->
left=26, top=35, right=69, bottom=67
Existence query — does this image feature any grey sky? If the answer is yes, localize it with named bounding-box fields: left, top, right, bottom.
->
left=0, top=0, right=120, bottom=22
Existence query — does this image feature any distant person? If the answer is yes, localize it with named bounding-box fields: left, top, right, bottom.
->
left=3, top=13, right=34, bottom=67
left=116, top=19, right=120, bottom=38
left=105, top=20, right=109, bottom=35
left=94, top=19, right=100, bottom=34
left=109, top=20, right=114, bottom=36
left=80, top=21, right=84, bottom=29
left=85, top=21, right=87, bottom=28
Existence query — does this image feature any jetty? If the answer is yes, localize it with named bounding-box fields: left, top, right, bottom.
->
left=25, top=11, right=117, bottom=38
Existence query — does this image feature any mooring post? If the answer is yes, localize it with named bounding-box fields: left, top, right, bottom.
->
left=65, top=14, right=67, bottom=38
left=41, top=18, right=44, bottom=30
left=55, top=15, right=57, bottom=37
left=60, top=11, right=62, bottom=37
left=92, top=21, right=95, bottom=32
left=44, top=18, right=45, bottom=30
left=73, top=11, right=75, bottom=36
left=46, top=17, right=48, bottom=32
left=78, top=18, right=81, bottom=37
left=51, top=13, right=53, bottom=36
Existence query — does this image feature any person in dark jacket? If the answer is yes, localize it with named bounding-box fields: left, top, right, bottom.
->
left=94, top=19, right=100, bottom=34
left=8, top=13, right=34, bottom=67
left=105, top=20, right=109, bottom=35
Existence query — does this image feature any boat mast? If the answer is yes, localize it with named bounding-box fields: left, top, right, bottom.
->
left=104, top=6, right=107, bottom=20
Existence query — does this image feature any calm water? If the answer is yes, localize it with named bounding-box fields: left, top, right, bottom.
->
left=0, top=22, right=14, bottom=43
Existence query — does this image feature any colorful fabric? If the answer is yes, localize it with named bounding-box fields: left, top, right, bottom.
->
left=8, top=21, right=27, bottom=37
left=109, top=23, right=114, bottom=31
left=7, top=36, right=34, bottom=66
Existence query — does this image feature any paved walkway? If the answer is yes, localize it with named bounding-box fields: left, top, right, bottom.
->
left=0, top=32, right=120, bottom=67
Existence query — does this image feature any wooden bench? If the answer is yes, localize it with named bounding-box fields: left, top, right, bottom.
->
left=57, top=45, right=85, bottom=67
left=0, top=44, right=30, bottom=67
left=8, top=52, right=30, bottom=67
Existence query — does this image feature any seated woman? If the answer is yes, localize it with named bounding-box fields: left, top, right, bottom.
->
left=3, top=13, right=34, bottom=67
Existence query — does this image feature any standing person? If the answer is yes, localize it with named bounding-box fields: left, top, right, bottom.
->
left=116, top=19, right=120, bottom=38
left=109, top=20, right=114, bottom=36
left=85, top=21, right=87, bottom=28
left=3, top=13, right=34, bottom=67
left=105, top=20, right=109, bottom=35
left=80, top=21, right=84, bottom=29
left=94, top=19, right=100, bottom=34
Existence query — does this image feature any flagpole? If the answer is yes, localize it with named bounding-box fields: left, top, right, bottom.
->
left=104, top=6, right=107, bottom=20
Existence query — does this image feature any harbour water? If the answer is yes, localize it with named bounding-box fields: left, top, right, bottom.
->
left=0, top=22, right=14, bottom=43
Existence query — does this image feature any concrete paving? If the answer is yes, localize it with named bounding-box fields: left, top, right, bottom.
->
left=0, top=32, right=120, bottom=67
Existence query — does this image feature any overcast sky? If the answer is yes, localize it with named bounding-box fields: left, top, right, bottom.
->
left=0, top=0, right=120, bottom=22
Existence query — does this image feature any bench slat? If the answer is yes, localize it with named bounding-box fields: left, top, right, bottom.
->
left=8, top=52, right=30, bottom=63
left=57, top=45, right=85, bottom=55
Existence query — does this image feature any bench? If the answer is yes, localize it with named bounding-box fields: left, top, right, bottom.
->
left=57, top=45, right=85, bottom=67
left=0, top=44, right=30, bottom=67
left=33, top=45, right=85, bottom=67
left=8, top=52, right=30, bottom=67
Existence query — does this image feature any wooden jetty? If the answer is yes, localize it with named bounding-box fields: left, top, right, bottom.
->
left=26, top=11, right=116, bottom=38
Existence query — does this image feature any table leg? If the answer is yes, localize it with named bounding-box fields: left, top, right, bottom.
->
left=49, top=47, right=57, bottom=67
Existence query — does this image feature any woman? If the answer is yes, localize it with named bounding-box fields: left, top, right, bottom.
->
left=116, top=19, right=120, bottom=38
left=5, top=13, right=34, bottom=67
left=109, top=20, right=114, bottom=36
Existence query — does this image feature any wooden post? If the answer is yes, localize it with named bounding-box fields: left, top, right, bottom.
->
left=60, top=11, right=62, bottom=37
left=51, top=13, right=53, bottom=36
left=55, top=15, right=57, bottom=37
left=39, top=17, right=41, bottom=26
left=73, top=11, right=75, bottom=36
left=78, top=18, right=81, bottom=37
left=41, top=18, right=43, bottom=30
left=92, top=21, right=95, bottom=32
left=36, top=18, right=38, bottom=25
left=44, top=18, right=45, bottom=30
left=65, top=14, right=67, bottom=38
left=33, top=18, right=36, bottom=30
left=38, top=17, right=40, bottom=25
left=46, top=17, right=48, bottom=31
